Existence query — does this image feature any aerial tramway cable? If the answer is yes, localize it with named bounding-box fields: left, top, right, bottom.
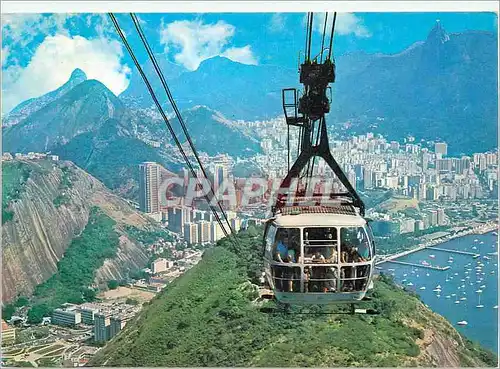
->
left=128, top=13, right=240, bottom=247
left=327, top=12, right=337, bottom=61
left=108, top=14, right=238, bottom=247
left=319, top=13, right=328, bottom=63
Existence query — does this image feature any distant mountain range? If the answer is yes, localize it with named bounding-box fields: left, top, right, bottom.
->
left=331, top=23, right=498, bottom=155
left=2, top=70, right=262, bottom=197
left=2, top=22, right=497, bottom=184
left=3, top=68, right=88, bottom=128
left=120, top=55, right=298, bottom=120
left=120, top=22, right=498, bottom=155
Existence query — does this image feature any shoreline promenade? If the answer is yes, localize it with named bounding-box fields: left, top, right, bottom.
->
left=376, top=221, right=497, bottom=265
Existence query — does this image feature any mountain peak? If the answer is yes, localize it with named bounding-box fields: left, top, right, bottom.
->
left=69, top=68, right=87, bottom=82
left=426, top=20, right=450, bottom=44
left=197, top=56, right=240, bottom=71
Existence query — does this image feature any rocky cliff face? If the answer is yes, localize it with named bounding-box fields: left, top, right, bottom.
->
left=2, top=159, right=151, bottom=302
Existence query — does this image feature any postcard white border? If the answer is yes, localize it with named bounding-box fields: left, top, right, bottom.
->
left=1, top=1, right=499, bottom=13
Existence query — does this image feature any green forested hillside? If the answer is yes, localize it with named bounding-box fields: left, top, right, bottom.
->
left=90, top=227, right=497, bottom=367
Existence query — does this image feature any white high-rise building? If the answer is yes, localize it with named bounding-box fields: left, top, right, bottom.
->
left=230, top=217, right=242, bottom=233
left=198, top=221, right=210, bottom=243
left=184, top=222, right=199, bottom=245
left=435, top=142, right=448, bottom=157
left=210, top=221, right=224, bottom=243
left=139, top=162, right=160, bottom=213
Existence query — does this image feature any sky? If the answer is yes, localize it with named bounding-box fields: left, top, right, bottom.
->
left=1, top=12, right=498, bottom=114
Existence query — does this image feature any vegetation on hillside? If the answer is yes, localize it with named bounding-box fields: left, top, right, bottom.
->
left=90, top=226, right=497, bottom=367
left=53, top=165, right=73, bottom=208
left=124, top=224, right=174, bottom=246
left=23, top=207, right=120, bottom=322
left=2, top=161, right=33, bottom=224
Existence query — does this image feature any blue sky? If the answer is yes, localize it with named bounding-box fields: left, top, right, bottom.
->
left=1, top=12, right=497, bottom=114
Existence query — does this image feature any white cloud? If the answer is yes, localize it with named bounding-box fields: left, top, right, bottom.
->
left=159, top=19, right=257, bottom=70
left=221, top=45, right=258, bottom=65
left=2, top=34, right=130, bottom=114
left=268, top=13, right=286, bottom=33
left=314, top=12, right=371, bottom=38
left=1, top=46, right=10, bottom=65
left=1, top=14, right=73, bottom=47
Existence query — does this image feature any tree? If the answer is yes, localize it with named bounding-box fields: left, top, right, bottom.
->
left=83, top=288, right=97, bottom=302
left=15, top=296, right=29, bottom=307
left=2, top=303, right=16, bottom=321
left=107, top=280, right=119, bottom=290
left=126, top=298, right=139, bottom=306
left=28, top=304, right=51, bottom=324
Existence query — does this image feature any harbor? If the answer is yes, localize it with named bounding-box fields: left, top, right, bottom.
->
left=383, top=260, right=450, bottom=270
left=378, top=230, right=498, bottom=352
left=376, top=221, right=497, bottom=267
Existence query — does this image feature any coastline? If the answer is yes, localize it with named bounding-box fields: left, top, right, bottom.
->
left=377, top=221, right=498, bottom=264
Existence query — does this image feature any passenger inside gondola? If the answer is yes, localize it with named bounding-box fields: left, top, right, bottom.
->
left=311, top=251, right=326, bottom=263
left=274, top=232, right=289, bottom=262
left=324, top=267, right=337, bottom=292
left=304, top=227, right=337, bottom=263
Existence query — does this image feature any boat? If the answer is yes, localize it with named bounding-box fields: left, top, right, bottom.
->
left=476, top=293, right=484, bottom=308
left=447, top=260, right=453, bottom=263
left=433, top=288, right=441, bottom=292
left=445, top=295, right=451, bottom=299
left=460, top=297, right=467, bottom=301
left=483, top=256, right=490, bottom=260
left=455, top=300, right=460, bottom=304
left=461, top=279, right=466, bottom=282
left=480, top=285, right=486, bottom=289
left=492, top=231, right=498, bottom=236
left=419, top=287, right=426, bottom=290
left=429, top=255, right=435, bottom=259
left=435, top=285, right=441, bottom=289
left=403, top=273, right=408, bottom=277
left=472, top=246, right=477, bottom=250
left=457, top=321, right=468, bottom=326
left=487, top=251, right=498, bottom=256
left=436, top=294, right=441, bottom=298
left=422, top=261, right=430, bottom=266
left=494, top=306, right=498, bottom=309
left=451, top=293, right=456, bottom=296
left=480, top=241, right=484, bottom=244
left=407, top=282, right=414, bottom=286
left=388, top=268, right=395, bottom=272
left=454, top=273, right=459, bottom=276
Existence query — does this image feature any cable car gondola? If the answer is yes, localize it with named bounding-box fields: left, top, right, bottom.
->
left=263, top=12, right=376, bottom=306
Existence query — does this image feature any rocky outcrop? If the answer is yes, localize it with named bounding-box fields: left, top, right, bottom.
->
left=2, top=159, right=152, bottom=302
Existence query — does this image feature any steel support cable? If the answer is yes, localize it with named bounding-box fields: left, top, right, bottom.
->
left=110, top=14, right=231, bottom=243
left=308, top=117, right=323, bottom=189
left=304, top=13, right=311, bottom=62
left=108, top=14, right=232, bottom=242
left=287, top=124, right=290, bottom=171
left=129, top=13, right=239, bottom=246
left=307, top=13, right=314, bottom=61
left=327, top=12, right=337, bottom=60
left=320, top=12, right=328, bottom=62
